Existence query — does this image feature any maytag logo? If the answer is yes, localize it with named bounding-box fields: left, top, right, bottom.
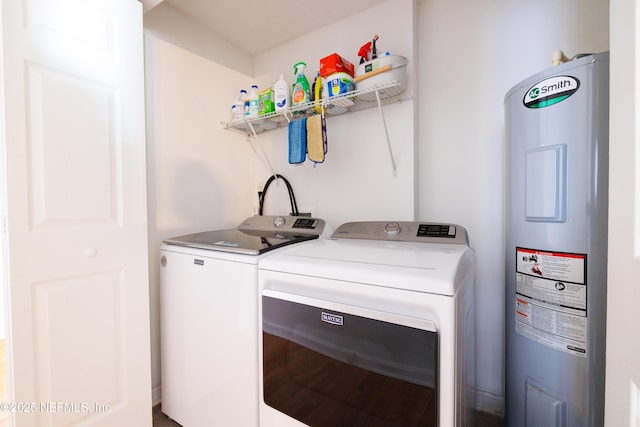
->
left=321, top=312, right=343, bottom=326
left=523, top=75, right=580, bottom=109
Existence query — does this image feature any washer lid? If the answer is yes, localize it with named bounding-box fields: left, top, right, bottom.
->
left=259, top=238, right=475, bottom=295
left=163, top=215, right=326, bottom=255
left=164, top=229, right=320, bottom=255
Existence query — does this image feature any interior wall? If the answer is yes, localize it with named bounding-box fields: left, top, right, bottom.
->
left=604, top=0, right=639, bottom=423
left=143, top=3, right=253, bottom=76
left=417, top=0, right=610, bottom=412
left=251, top=0, right=417, bottom=227
left=144, top=35, right=256, bottom=403
left=0, top=102, right=4, bottom=342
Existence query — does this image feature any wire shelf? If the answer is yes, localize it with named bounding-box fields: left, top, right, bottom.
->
left=222, top=79, right=411, bottom=134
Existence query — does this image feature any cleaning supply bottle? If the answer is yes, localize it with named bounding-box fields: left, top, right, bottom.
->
left=247, top=85, right=259, bottom=119
left=312, top=70, right=324, bottom=113
left=232, top=89, right=247, bottom=122
left=291, top=61, right=310, bottom=108
left=273, top=74, right=290, bottom=112
left=243, top=91, right=250, bottom=118
left=311, top=70, right=320, bottom=101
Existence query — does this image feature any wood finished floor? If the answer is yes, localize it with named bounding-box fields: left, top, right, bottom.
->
left=153, top=405, right=504, bottom=426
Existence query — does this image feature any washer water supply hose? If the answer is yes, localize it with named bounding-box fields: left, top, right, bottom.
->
left=258, top=174, right=299, bottom=216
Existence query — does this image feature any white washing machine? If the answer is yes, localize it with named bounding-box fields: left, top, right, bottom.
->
left=258, top=221, right=477, bottom=427
left=159, top=215, right=327, bottom=427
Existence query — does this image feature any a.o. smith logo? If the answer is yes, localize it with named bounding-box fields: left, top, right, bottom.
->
left=524, top=75, right=580, bottom=109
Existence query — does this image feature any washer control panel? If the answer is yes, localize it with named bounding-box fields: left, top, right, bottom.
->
left=291, top=217, right=322, bottom=229
left=332, top=221, right=468, bottom=245
left=238, top=215, right=325, bottom=235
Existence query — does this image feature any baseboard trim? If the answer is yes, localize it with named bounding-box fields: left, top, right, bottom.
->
left=474, top=388, right=504, bottom=416
left=152, top=385, right=162, bottom=406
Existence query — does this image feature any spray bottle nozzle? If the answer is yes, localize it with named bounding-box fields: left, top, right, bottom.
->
left=293, top=61, right=307, bottom=75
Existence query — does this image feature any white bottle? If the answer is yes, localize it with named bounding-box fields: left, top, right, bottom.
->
left=232, top=89, right=247, bottom=122
left=273, top=74, right=290, bottom=112
left=230, top=104, right=237, bottom=122
left=247, top=85, right=259, bottom=119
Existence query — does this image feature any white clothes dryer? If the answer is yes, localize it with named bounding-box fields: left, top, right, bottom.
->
left=159, top=215, right=327, bottom=427
left=258, top=221, right=477, bottom=427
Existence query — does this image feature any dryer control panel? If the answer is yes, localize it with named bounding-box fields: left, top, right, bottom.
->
left=332, top=221, right=469, bottom=245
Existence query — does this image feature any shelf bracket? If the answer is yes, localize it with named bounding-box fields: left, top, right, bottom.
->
left=246, top=121, right=278, bottom=181
left=374, top=89, right=398, bottom=177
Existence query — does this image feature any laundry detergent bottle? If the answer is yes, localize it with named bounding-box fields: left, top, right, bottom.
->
left=273, top=73, right=290, bottom=112
left=291, top=61, right=310, bottom=108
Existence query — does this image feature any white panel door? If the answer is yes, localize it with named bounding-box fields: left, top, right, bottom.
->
left=605, top=0, right=640, bottom=426
left=0, top=0, right=152, bottom=426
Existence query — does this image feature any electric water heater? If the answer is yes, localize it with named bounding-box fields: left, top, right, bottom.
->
left=504, top=51, right=609, bottom=427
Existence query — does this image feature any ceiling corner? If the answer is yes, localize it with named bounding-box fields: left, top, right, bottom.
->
left=141, top=0, right=165, bottom=14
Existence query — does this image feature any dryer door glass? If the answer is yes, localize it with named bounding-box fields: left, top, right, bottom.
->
left=262, top=295, right=438, bottom=426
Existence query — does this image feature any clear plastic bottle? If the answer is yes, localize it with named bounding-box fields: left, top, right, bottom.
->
left=230, top=104, right=237, bottom=122
left=247, top=85, right=259, bottom=119
left=232, top=89, right=247, bottom=122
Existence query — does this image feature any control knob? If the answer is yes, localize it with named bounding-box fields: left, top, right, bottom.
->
left=273, top=216, right=286, bottom=228
left=384, top=222, right=401, bottom=235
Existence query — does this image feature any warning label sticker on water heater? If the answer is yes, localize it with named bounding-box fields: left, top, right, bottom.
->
left=514, top=247, right=588, bottom=357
